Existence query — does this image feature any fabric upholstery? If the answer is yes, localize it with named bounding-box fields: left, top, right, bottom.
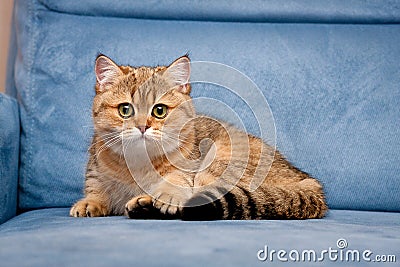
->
left=2, top=1, right=400, bottom=266
left=9, top=0, right=400, bottom=211
left=0, top=208, right=399, bottom=266
left=39, top=0, right=400, bottom=23
left=0, top=94, right=19, bottom=224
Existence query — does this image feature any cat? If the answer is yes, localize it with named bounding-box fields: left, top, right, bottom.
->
left=70, top=54, right=328, bottom=220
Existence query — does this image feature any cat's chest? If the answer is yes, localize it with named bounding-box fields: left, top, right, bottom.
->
left=122, top=152, right=166, bottom=191
left=97, top=162, right=161, bottom=202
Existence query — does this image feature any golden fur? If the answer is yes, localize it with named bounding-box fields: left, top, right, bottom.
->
left=70, top=55, right=328, bottom=220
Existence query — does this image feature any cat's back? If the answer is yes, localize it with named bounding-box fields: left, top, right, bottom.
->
left=192, top=115, right=271, bottom=164
left=193, top=116, right=228, bottom=140
left=193, top=115, right=255, bottom=147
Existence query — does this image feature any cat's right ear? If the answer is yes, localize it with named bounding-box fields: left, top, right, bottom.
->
left=163, top=55, right=191, bottom=94
left=95, top=55, right=123, bottom=93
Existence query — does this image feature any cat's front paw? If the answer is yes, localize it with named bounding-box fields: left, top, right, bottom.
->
left=125, top=195, right=155, bottom=219
left=153, top=191, right=185, bottom=216
left=70, top=199, right=108, bottom=217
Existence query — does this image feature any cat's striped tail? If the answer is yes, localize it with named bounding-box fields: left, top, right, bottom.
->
left=181, top=179, right=327, bottom=220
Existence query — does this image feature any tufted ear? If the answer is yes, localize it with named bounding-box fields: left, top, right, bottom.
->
left=95, top=54, right=123, bottom=92
left=163, top=55, right=191, bottom=94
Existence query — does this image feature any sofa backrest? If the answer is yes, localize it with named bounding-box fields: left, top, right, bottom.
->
left=8, top=0, right=400, bottom=212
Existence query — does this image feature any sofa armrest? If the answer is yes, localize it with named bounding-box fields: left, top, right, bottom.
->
left=0, top=93, right=19, bottom=224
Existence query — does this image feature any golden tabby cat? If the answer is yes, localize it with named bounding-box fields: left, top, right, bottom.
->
left=70, top=55, right=327, bottom=220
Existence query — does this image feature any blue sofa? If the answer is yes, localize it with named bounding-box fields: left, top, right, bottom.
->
left=1, top=1, right=399, bottom=266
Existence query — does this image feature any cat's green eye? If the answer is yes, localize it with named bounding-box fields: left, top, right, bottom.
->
left=118, top=103, right=134, bottom=119
left=152, top=104, right=168, bottom=119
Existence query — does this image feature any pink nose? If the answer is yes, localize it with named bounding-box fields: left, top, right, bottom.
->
left=137, top=126, right=149, bottom=134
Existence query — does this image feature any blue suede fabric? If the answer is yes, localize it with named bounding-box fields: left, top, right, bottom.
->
left=0, top=208, right=399, bottom=267
left=10, top=0, right=400, bottom=211
left=39, top=0, right=400, bottom=23
left=3, top=1, right=400, bottom=266
left=0, top=94, right=19, bottom=224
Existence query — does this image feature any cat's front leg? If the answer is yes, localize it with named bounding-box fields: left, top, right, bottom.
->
left=125, top=172, right=192, bottom=218
left=125, top=195, right=159, bottom=219
left=151, top=172, right=193, bottom=216
left=125, top=194, right=181, bottom=219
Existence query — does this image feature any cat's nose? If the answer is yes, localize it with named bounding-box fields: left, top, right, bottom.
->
left=137, top=125, right=149, bottom=134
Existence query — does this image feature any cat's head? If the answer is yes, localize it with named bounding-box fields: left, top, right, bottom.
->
left=92, top=54, right=195, bottom=159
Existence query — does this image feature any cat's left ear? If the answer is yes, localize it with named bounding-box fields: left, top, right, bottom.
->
left=164, top=55, right=191, bottom=94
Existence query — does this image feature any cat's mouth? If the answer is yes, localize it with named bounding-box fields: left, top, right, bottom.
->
left=120, top=128, right=164, bottom=147
left=122, top=131, right=150, bottom=142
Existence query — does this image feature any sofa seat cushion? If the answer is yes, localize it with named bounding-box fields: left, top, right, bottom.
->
left=0, top=209, right=398, bottom=266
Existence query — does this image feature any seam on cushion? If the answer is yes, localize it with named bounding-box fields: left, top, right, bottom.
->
left=19, top=0, right=31, bottom=205
left=21, top=0, right=39, bottom=208
left=41, top=12, right=400, bottom=26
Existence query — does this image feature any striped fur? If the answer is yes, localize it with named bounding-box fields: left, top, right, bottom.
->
left=182, top=159, right=327, bottom=220
left=70, top=55, right=328, bottom=220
